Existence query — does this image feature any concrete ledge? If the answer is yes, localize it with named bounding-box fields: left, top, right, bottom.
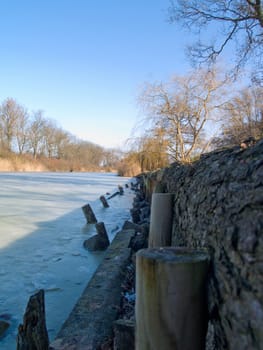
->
left=50, top=229, right=134, bottom=350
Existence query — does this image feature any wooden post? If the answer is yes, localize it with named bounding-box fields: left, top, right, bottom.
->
left=148, top=193, right=174, bottom=247
left=136, top=247, right=210, bottom=350
left=82, top=203, right=97, bottom=223
left=118, top=185, right=124, bottom=195
left=17, top=289, right=49, bottom=350
left=95, top=221, right=110, bottom=247
left=100, top=195, right=109, bottom=208
left=83, top=222, right=110, bottom=251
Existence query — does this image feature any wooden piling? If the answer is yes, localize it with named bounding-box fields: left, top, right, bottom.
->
left=82, top=203, right=97, bottom=223
left=83, top=222, right=110, bottom=251
left=136, top=247, right=210, bottom=350
left=95, top=221, right=110, bottom=247
left=148, top=193, right=174, bottom=247
left=100, top=195, right=109, bottom=208
left=17, top=289, right=49, bottom=350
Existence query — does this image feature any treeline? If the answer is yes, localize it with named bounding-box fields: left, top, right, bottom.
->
left=118, top=0, right=263, bottom=176
left=0, top=98, right=120, bottom=172
left=118, top=72, right=263, bottom=176
left=2, top=78, right=262, bottom=175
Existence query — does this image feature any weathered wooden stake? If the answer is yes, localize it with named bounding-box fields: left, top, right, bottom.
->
left=95, top=221, right=110, bottom=246
left=136, top=247, right=210, bottom=350
left=82, top=203, right=97, bottom=223
left=100, top=195, right=109, bottom=208
left=118, top=185, right=124, bottom=195
left=148, top=193, right=174, bottom=247
left=17, top=289, right=49, bottom=350
left=83, top=222, right=110, bottom=251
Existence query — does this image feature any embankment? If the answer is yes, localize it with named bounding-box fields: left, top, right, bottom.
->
left=140, top=139, right=263, bottom=349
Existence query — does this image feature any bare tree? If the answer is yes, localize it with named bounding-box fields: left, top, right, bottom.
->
left=215, top=84, right=263, bottom=146
left=77, top=141, right=105, bottom=168
left=116, top=151, right=142, bottom=176
left=133, top=129, right=170, bottom=171
left=28, top=110, right=46, bottom=159
left=168, top=0, right=263, bottom=77
left=138, top=68, right=225, bottom=162
left=42, top=118, right=62, bottom=158
left=52, top=129, right=72, bottom=159
left=14, top=106, right=30, bottom=154
left=101, top=148, right=123, bottom=169
left=0, top=98, right=24, bottom=153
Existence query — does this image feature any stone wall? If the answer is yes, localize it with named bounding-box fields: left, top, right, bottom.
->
left=142, top=139, right=263, bottom=350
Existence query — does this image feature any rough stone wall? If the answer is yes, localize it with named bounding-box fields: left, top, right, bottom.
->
left=145, top=140, right=263, bottom=350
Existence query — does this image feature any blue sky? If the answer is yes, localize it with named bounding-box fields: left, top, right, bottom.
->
left=0, top=0, right=193, bottom=148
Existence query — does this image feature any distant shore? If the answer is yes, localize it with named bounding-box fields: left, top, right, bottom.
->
left=0, top=156, right=116, bottom=173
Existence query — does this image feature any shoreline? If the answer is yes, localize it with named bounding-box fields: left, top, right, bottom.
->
left=0, top=173, right=135, bottom=349
left=50, top=176, right=148, bottom=349
left=50, top=228, right=134, bottom=349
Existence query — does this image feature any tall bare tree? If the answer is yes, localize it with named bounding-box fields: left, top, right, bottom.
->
left=42, top=118, right=61, bottom=158
left=215, top=84, right=263, bottom=146
left=14, top=105, right=30, bottom=154
left=169, top=0, right=263, bottom=78
left=138, top=68, right=225, bottom=162
left=0, top=98, right=24, bottom=153
left=28, top=110, right=46, bottom=159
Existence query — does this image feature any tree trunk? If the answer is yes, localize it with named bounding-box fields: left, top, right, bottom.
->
left=136, top=247, right=210, bottom=350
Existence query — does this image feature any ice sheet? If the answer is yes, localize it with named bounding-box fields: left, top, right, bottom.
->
left=0, top=172, right=133, bottom=349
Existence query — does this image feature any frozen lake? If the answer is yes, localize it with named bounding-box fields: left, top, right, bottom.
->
left=0, top=172, right=134, bottom=349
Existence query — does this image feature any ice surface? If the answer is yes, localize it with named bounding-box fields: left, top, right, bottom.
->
left=0, top=172, right=134, bottom=349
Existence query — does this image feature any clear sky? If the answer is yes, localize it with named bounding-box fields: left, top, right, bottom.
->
left=0, top=0, right=193, bottom=149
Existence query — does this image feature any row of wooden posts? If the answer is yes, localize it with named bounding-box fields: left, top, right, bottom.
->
left=16, top=187, right=210, bottom=350
left=81, top=186, right=126, bottom=251
left=82, top=184, right=125, bottom=224
left=61, top=189, right=210, bottom=349
left=136, top=193, right=210, bottom=350
left=16, top=185, right=126, bottom=349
